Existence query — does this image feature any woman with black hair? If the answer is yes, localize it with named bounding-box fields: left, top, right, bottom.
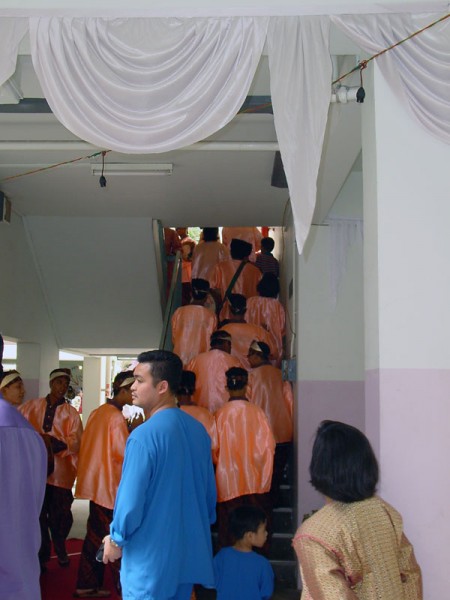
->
left=293, top=420, right=422, bottom=600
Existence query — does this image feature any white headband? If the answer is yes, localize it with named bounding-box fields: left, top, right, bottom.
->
left=119, top=377, right=135, bottom=388
left=49, top=370, right=71, bottom=383
left=0, top=371, right=22, bottom=389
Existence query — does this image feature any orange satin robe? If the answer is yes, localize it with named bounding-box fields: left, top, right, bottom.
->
left=172, top=305, right=218, bottom=366
left=219, top=322, right=275, bottom=370
left=214, top=400, right=275, bottom=502
left=186, top=349, right=243, bottom=413
left=19, top=397, right=83, bottom=490
left=75, top=403, right=129, bottom=510
left=246, top=296, right=286, bottom=366
left=191, top=240, right=230, bottom=286
left=221, top=227, right=262, bottom=262
left=180, top=405, right=218, bottom=461
left=293, top=497, right=423, bottom=600
left=212, top=259, right=262, bottom=301
left=247, top=364, right=293, bottom=444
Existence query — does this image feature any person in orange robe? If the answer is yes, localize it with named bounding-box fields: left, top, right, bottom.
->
left=212, top=238, right=262, bottom=322
left=191, top=227, right=230, bottom=288
left=176, top=227, right=196, bottom=305
left=19, top=368, right=83, bottom=570
left=246, top=273, right=286, bottom=366
left=219, top=294, right=275, bottom=370
left=247, top=340, right=293, bottom=505
left=74, top=371, right=134, bottom=598
left=177, top=370, right=218, bottom=462
left=171, top=278, right=218, bottom=366
left=221, top=227, right=262, bottom=262
left=164, top=227, right=182, bottom=298
left=214, top=367, right=275, bottom=549
left=186, top=331, right=242, bottom=413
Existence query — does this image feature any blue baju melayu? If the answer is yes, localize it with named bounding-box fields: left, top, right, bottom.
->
left=110, top=407, right=216, bottom=600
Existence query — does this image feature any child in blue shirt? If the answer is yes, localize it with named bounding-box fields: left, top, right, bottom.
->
left=213, top=505, right=274, bottom=600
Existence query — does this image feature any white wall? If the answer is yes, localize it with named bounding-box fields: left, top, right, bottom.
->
left=25, top=216, right=163, bottom=352
left=0, top=211, right=59, bottom=396
left=362, top=64, right=450, bottom=600
left=296, top=221, right=365, bottom=518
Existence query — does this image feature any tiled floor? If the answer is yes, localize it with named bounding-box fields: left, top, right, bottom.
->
left=70, top=499, right=301, bottom=599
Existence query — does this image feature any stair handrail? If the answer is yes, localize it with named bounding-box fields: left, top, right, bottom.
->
left=159, top=250, right=182, bottom=350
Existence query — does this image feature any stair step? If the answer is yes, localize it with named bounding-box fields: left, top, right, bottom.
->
left=268, top=533, right=296, bottom=561
left=278, top=484, right=294, bottom=507
left=272, top=507, right=294, bottom=533
left=270, top=559, right=298, bottom=589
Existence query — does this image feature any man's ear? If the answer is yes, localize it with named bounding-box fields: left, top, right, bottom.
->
left=157, top=380, right=169, bottom=395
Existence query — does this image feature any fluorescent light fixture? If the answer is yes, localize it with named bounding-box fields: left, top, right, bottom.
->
left=91, top=163, right=173, bottom=176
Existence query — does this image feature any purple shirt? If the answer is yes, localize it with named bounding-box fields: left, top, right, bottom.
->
left=0, top=396, right=47, bottom=600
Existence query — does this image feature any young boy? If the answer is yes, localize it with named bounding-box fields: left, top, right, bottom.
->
left=213, top=506, right=274, bottom=600
left=255, top=237, right=279, bottom=277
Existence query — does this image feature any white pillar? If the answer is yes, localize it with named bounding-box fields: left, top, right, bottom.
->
left=362, top=64, right=450, bottom=600
left=16, top=341, right=59, bottom=399
left=16, top=342, right=41, bottom=400
left=82, top=357, right=103, bottom=423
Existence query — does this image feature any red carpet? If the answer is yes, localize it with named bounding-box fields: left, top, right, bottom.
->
left=40, top=539, right=121, bottom=600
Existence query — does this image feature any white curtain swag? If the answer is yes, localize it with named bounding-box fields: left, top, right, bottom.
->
left=29, top=17, right=269, bottom=153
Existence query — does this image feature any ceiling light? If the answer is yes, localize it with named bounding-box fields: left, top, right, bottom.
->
left=91, top=163, right=173, bottom=176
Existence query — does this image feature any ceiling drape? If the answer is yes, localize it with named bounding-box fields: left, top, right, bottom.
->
left=267, top=16, right=331, bottom=253
left=0, top=13, right=448, bottom=252
left=28, top=17, right=269, bottom=153
left=332, top=13, right=450, bottom=145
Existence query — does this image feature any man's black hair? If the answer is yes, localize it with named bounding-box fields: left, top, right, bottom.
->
left=191, top=278, right=210, bottom=301
left=229, top=505, right=267, bottom=541
left=257, top=273, right=280, bottom=298
left=177, top=370, right=196, bottom=396
left=225, top=367, right=248, bottom=391
left=210, top=331, right=231, bottom=349
left=229, top=293, right=247, bottom=315
left=137, top=350, right=182, bottom=395
left=309, top=420, right=379, bottom=503
left=261, top=237, right=275, bottom=253
left=203, top=227, right=219, bottom=242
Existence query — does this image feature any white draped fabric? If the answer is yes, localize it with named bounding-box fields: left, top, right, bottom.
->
left=28, top=17, right=269, bottom=153
left=332, top=13, right=450, bottom=145
left=0, top=18, right=28, bottom=85
left=0, top=12, right=448, bottom=252
left=267, top=16, right=332, bottom=254
left=326, top=216, right=363, bottom=309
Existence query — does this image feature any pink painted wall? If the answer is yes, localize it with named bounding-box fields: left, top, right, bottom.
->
left=366, top=368, right=450, bottom=596
left=296, top=379, right=365, bottom=519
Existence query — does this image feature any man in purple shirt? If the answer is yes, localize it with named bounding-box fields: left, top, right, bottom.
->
left=0, top=392, right=47, bottom=599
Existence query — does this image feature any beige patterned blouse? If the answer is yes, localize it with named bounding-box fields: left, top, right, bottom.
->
left=293, top=497, right=422, bottom=600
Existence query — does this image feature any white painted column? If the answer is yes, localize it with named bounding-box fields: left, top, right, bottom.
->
left=16, top=342, right=41, bottom=400
left=16, top=341, right=59, bottom=399
left=362, top=64, right=450, bottom=600
left=82, top=357, right=103, bottom=423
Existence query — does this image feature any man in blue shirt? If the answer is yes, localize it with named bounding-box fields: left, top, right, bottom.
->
left=103, top=350, right=216, bottom=600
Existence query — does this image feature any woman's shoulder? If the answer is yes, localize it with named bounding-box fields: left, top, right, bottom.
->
left=295, top=496, right=398, bottom=542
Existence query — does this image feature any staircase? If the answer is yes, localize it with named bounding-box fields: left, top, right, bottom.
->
left=269, top=460, right=298, bottom=589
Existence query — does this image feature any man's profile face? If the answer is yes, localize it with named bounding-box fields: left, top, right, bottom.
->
left=50, top=376, right=70, bottom=400
left=131, top=363, right=160, bottom=413
left=3, top=379, right=25, bottom=406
